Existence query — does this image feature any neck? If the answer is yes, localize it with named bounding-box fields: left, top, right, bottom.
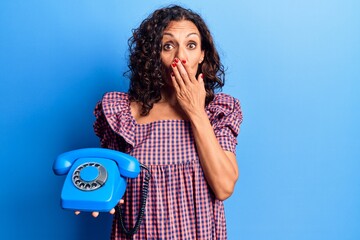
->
left=159, top=86, right=178, bottom=106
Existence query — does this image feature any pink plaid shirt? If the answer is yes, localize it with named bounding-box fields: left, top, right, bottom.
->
left=94, top=92, right=242, bottom=240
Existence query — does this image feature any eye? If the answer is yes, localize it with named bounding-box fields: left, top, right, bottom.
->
left=163, top=43, right=174, bottom=51
left=188, top=42, right=197, bottom=49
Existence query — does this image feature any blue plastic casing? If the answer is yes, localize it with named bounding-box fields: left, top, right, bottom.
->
left=53, top=148, right=140, bottom=212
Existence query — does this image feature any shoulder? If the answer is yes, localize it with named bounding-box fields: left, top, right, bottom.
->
left=94, top=91, right=132, bottom=126
left=100, top=92, right=130, bottom=113
left=93, top=92, right=136, bottom=148
left=206, top=93, right=243, bottom=139
left=101, top=92, right=129, bottom=104
left=206, top=93, right=241, bottom=117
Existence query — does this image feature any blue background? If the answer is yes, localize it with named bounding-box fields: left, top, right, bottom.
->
left=1, top=0, right=359, bottom=239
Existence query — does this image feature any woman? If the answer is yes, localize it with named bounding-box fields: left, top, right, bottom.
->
left=94, top=5, right=242, bottom=239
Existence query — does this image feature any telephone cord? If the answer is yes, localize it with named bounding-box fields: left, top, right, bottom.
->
left=116, top=164, right=151, bottom=237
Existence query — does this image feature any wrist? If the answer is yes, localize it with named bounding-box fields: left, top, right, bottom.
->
left=188, top=109, right=209, bottom=127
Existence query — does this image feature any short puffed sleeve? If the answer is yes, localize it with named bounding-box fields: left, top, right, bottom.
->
left=206, top=93, right=243, bottom=154
left=93, top=92, right=135, bottom=151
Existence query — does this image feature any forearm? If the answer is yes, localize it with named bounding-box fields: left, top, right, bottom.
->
left=189, top=110, right=239, bottom=200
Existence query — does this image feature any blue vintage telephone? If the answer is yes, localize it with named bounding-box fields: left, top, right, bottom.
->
left=54, top=148, right=151, bottom=236
left=53, top=148, right=141, bottom=212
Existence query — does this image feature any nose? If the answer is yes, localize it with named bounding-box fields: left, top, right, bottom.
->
left=176, top=46, right=186, bottom=61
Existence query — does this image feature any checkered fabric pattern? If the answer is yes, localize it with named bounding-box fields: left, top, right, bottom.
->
left=94, top=92, right=242, bottom=240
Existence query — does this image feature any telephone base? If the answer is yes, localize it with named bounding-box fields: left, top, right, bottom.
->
left=60, top=157, right=126, bottom=212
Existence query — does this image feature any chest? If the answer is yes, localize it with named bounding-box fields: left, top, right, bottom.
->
left=131, top=101, right=188, bottom=125
left=129, top=121, right=199, bottom=165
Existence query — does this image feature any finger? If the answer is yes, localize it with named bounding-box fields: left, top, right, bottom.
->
left=171, top=72, right=181, bottom=92
left=197, top=73, right=204, bottom=85
left=174, top=59, right=192, bottom=85
left=92, top=212, right=99, bottom=218
left=172, top=60, right=186, bottom=90
left=109, top=199, right=124, bottom=214
left=74, top=211, right=80, bottom=215
left=109, top=208, right=116, bottom=215
left=180, top=59, right=196, bottom=82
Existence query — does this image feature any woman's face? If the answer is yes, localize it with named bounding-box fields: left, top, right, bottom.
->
left=161, top=20, right=205, bottom=80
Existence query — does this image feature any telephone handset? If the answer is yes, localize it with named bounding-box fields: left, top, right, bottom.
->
left=53, top=148, right=150, bottom=236
left=53, top=148, right=141, bottom=212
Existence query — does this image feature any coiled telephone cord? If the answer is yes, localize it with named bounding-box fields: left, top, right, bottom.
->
left=116, top=164, right=151, bottom=237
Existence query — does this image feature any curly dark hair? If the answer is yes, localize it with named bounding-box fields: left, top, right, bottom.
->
left=127, top=5, right=225, bottom=116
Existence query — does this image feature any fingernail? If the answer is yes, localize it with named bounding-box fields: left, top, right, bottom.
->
left=200, top=73, right=203, bottom=78
left=172, top=63, right=176, bottom=67
left=182, top=59, right=186, bottom=64
left=174, top=58, right=179, bottom=63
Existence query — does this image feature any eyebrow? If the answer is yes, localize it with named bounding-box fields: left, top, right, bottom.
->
left=162, top=32, right=200, bottom=38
